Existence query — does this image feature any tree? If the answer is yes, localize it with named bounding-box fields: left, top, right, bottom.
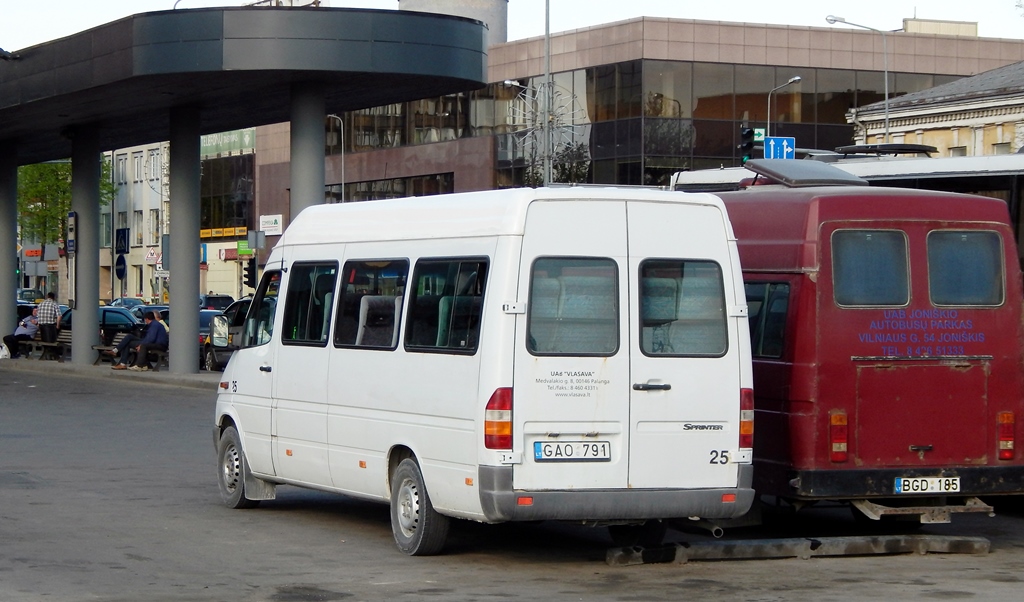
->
left=17, top=158, right=115, bottom=245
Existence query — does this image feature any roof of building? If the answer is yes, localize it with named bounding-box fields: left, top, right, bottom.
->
left=0, top=7, right=488, bottom=165
left=858, top=59, right=1024, bottom=113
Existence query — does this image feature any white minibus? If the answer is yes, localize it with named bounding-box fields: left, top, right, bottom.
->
left=212, top=187, right=755, bottom=555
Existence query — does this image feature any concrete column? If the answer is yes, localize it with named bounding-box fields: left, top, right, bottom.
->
left=168, top=105, right=201, bottom=374
left=70, top=125, right=101, bottom=365
left=0, top=141, right=16, bottom=329
left=290, top=81, right=326, bottom=218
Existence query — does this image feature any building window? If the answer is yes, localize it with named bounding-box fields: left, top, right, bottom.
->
left=149, top=209, right=160, bottom=245
left=132, top=152, right=143, bottom=183
left=200, top=154, right=254, bottom=235
left=148, top=149, right=161, bottom=180
left=115, top=154, right=128, bottom=185
left=117, top=211, right=128, bottom=230
left=949, top=146, right=967, bottom=157
left=134, top=265, right=144, bottom=297
left=993, top=142, right=1011, bottom=155
left=133, top=211, right=143, bottom=246
left=100, top=213, right=112, bottom=248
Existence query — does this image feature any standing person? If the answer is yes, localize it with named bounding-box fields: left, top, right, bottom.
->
left=3, top=308, right=39, bottom=358
left=36, top=292, right=61, bottom=344
left=127, top=311, right=169, bottom=372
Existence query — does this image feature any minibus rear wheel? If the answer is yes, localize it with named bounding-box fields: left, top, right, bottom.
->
left=390, top=458, right=450, bottom=555
left=217, top=426, right=260, bottom=510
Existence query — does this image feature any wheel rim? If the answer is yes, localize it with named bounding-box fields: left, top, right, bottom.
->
left=205, top=349, right=216, bottom=371
left=396, top=476, right=420, bottom=538
left=221, top=443, right=242, bottom=494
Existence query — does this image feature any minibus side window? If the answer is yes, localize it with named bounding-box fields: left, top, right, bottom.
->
left=528, top=257, right=618, bottom=356
left=241, top=270, right=281, bottom=348
left=334, top=259, right=409, bottom=349
left=832, top=230, right=909, bottom=306
left=640, top=259, right=727, bottom=356
left=745, top=282, right=789, bottom=358
left=281, top=262, right=339, bottom=346
left=405, top=258, right=487, bottom=354
left=928, top=230, right=1004, bottom=306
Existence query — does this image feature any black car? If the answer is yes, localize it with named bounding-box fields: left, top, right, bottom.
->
left=60, top=307, right=142, bottom=344
left=131, top=305, right=170, bottom=321
left=199, top=294, right=234, bottom=311
left=203, top=298, right=250, bottom=371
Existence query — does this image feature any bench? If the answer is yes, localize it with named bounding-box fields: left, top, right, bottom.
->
left=92, top=332, right=129, bottom=365
left=92, top=332, right=168, bottom=370
left=36, top=330, right=73, bottom=362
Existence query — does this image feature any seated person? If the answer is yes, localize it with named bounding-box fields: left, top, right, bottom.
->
left=112, top=311, right=169, bottom=371
left=3, top=308, right=39, bottom=358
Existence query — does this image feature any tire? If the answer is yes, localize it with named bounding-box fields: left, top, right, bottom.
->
left=608, top=520, right=668, bottom=548
left=204, top=346, right=221, bottom=372
left=217, top=426, right=260, bottom=509
left=390, top=458, right=450, bottom=556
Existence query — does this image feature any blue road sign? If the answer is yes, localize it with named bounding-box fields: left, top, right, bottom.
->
left=764, top=136, right=796, bottom=159
left=115, top=254, right=127, bottom=280
left=115, top=228, right=130, bottom=255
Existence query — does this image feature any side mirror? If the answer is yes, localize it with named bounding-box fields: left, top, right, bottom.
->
left=211, top=315, right=229, bottom=348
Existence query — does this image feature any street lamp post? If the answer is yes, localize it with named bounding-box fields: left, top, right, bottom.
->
left=767, top=76, right=801, bottom=138
left=542, top=0, right=551, bottom=186
left=327, top=114, right=344, bottom=202
left=826, top=15, right=889, bottom=143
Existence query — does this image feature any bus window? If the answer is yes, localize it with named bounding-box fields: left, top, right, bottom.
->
left=528, top=257, right=618, bottom=356
left=282, top=263, right=338, bottom=346
left=928, top=230, right=1004, bottom=306
left=745, top=282, right=789, bottom=358
left=334, top=259, right=409, bottom=349
left=832, top=230, right=909, bottom=306
left=242, top=271, right=281, bottom=347
left=640, top=260, right=727, bottom=356
left=405, top=258, right=487, bottom=353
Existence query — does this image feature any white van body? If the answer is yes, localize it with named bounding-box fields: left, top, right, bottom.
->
left=213, top=187, right=755, bottom=554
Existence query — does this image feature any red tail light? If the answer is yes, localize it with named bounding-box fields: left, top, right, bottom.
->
left=998, top=411, right=1015, bottom=460
left=484, top=388, right=512, bottom=450
left=830, top=411, right=848, bottom=463
left=739, top=388, right=754, bottom=450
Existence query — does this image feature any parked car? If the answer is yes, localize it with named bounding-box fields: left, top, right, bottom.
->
left=199, top=294, right=234, bottom=311
left=109, top=297, right=146, bottom=309
left=130, top=304, right=169, bottom=321
left=198, top=309, right=222, bottom=369
left=60, top=306, right=142, bottom=345
left=16, top=288, right=43, bottom=303
left=203, top=297, right=251, bottom=371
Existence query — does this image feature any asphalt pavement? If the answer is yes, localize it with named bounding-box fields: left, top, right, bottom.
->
left=0, top=354, right=221, bottom=391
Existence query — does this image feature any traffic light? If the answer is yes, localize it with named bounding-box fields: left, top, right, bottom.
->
left=243, top=257, right=257, bottom=289
left=739, top=127, right=755, bottom=164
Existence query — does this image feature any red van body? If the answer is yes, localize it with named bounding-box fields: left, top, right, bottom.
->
left=720, top=184, right=1024, bottom=521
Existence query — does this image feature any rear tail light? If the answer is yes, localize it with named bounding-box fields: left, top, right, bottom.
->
left=484, top=388, right=512, bottom=450
left=739, top=388, right=754, bottom=450
left=998, top=411, right=1015, bottom=460
left=830, top=411, right=848, bottom=463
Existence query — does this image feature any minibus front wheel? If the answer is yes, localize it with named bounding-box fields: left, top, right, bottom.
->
left=390, top=458, right=450, bottom=555
left=217, top=426, right=260, bottom=510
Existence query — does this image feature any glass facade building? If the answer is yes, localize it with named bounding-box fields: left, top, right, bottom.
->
left=324, top=59, right=960, bottom=195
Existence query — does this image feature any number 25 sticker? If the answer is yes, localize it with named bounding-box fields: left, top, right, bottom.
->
left=709, top=450, right=730, bottom=464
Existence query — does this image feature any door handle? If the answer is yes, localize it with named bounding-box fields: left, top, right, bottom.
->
left=633, top=383, right=671, bottom=391
left=259, top=365, right=272, bottom=373
left=909, top=444, right=933, bottom=452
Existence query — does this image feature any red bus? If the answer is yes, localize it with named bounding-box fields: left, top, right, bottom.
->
left=719, top=160, right=1024, bottom=523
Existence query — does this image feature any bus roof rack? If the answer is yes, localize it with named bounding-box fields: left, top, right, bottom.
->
left=833, top=143, right=938, bottom=157
left=744, top=159, right=870, bottom=188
